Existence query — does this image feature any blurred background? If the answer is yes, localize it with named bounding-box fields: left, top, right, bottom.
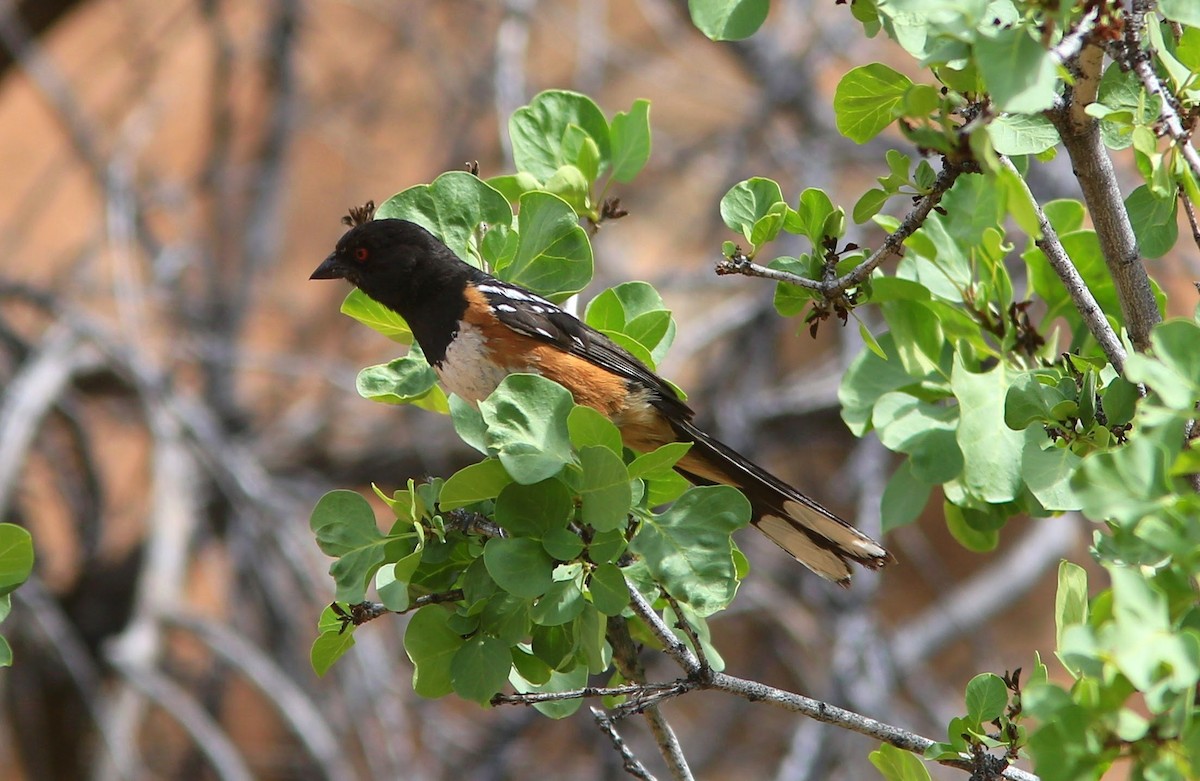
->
left=0, top=0, right=1138, bottom=779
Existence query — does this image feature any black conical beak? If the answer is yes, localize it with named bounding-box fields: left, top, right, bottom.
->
left=310, top=252, right=344, bottom=280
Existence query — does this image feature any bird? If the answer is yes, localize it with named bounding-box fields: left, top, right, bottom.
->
left=311, top=204, right=893, bottom=584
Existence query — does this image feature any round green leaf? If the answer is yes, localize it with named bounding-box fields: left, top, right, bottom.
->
left=503, top=192, right=594, bottom=301
left=687, top=0, right=769, bottom=41
left=530, top=578, right=586, bottom=626
left=494, top=478, right=573, bottom=538
left=439, top=458, right=513, bottom=510
left=376, top=171, right=512, bottom=264
left=450, top=635, right=513, bottom=704
left=588, top=563, right=630, bottom=616
left=483, top=537, right=554, bottom=598
left=834, top=63, right=912, bottom=144
left=0, top=524, right=34, bottom=597
left=480, top=374, right=576, bottom=485
left=404, top=605, right=464, bottom=698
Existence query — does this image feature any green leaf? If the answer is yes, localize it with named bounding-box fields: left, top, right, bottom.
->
left=609, top=99, right=652, bottom=182
left=310, top=629, right=356, bottom=677
left=376, top=171, right=512, bottom=263
left=579, top=447, right=633, bottom=532
left=588, top=563, right=630, bottom=615
left=584, top=281, right=676, bottom=365
left=542, top=527, right=585, bottom=560
left=854, top=188, right=891, bottom=224
left=881, top=461, right=930, bottom=533
left=484, top=537, right=555, bottom=598
left=439, top=458, right=513, bottom=510
left=839, top=332, right=923, bottom=437
left=975, top=26, right=1059, bottom=113
left=494, top=479, right=573, bottom=538
left=1102, top=377, right=1138, bottom=426
left=404, top=605, right=464, bottom=698
left=944, top=502, right=998, bottom=552
left=531, top=578, right=586, bottom=626
left=1160, top=1, right=1200, bottom=32
left=481, top=593, right=532, bottom=645
left=1055, top=560, right=1088, bottom=648
left=0, top=524, right=34, bottom=598
left=567, top=405, right=624, bottom=454
left=376, top=549, right=423, bottom=612
left=309, top=491, right=388, bottom=603
left=628, top=442, right=692, bottom=479
left=965, top=673, right=1009, bottom=725
left=1021, top=431, right=1082, bottom=512
left=834, top=63, right=912, bottom=144
left=1126, top=185, right=1178, bottom=260
left=869, top=742, right=933, bottom=781
left=340, top=289, right=412, bottom=343
left=1130, top=319, right=1200, bottom=410
left=951, top=359, right=1024, bottom=503
left=509, top=90, right=611, bottom=181
left=504, top=192, right=593, bottom=301
left=630, top=485, right=750, bottom=616
left=486, top=172, right=542, bottom=206
left=720, top=178, right=785, bottom=244
left=872, top=392, right=963, bottom=485
left=986, top=113, right=1061, bottom=155
left=543, top=164, right=591, bottom=214
left=793, top=188, right=837, bottom=247
left=769, top=256, right=819, bottom=316
left=450, top=635, right=513, bottom=704
left=480, top=374, right=576, bottom=484
left=531, top=621, right=579, bottom=670
left=355, top=344, right=444, bottom=409
left=687, top=0, right=769, bottom=41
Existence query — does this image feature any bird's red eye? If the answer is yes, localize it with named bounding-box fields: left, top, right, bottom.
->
left=354, top=247, right=369, bottom=262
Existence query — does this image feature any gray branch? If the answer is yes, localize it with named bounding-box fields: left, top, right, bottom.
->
left=999, top=155, right=1130, bottom=375
left=623, top=578, right=1040, bottom=781
left=715, top=161, right=969, bottom=296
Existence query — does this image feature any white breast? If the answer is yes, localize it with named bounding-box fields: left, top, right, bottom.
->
left=434, top=323, right=519, bottom=404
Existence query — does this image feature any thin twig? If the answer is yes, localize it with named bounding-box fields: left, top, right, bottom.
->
left=715, top=161, right=969, bottom=296
left=625, top=581, right=701, bottom=676
left=997, top=155, right=1130, bottom=375
left=624, top=576, right=1040, bottom=780
left=1049, top=5, right=1100, bottom=66
left=493, top=681, right=689, bottom=707
left=1120, top=2, right=1200, bottom=183
left=592, top=708, right=660, bottom=781
left=1181, top=189, right=1200, bottom=254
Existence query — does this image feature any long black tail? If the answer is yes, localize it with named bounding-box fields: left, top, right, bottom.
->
left=669, top=418, right=893, bottom=584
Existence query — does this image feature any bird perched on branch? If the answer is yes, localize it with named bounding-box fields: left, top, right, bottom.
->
left=311, top=203, right=892, bottom=584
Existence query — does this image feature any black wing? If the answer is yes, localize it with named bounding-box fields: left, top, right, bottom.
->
left=472, top=279, right=693, bottom=420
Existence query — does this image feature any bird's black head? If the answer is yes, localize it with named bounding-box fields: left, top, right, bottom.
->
left=310, top=215, right=476, bottom=319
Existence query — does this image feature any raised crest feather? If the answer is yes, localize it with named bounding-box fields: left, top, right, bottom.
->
left=342, top=201, right=377, bottom=227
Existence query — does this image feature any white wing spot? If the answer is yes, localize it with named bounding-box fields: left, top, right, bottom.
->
left=534, top=328, right=554, bottom=338
left=479, top=283, right=535, bottom=302
left=494, top=303, right=517, bottom=313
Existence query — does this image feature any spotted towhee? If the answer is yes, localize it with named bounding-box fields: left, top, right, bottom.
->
left=311, top=204, right=892, bottom=583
